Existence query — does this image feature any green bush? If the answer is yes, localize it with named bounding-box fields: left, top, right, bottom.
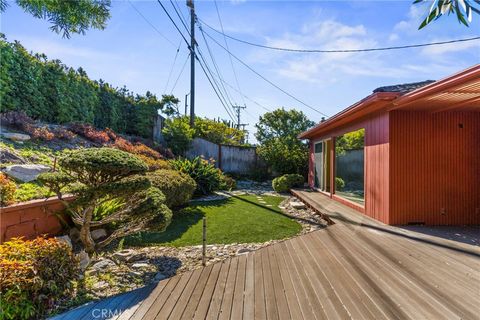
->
left=170, top=157, right=223, bottom=195
left=219, top=174, right=236, bottom=191
left=272, top=174, right=304, bottom=193
left=335, top=177, right=345, bottom=190
left=38, top=148, right=172, bottom=254
left=0, top=237, right=78, bottom=320
left=147, top=169, right=197, bottom=208
left=162, top=117, right=195, bottom=156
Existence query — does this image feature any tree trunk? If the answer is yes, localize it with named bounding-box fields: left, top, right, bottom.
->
left=79, top=207, right=95, bottom=254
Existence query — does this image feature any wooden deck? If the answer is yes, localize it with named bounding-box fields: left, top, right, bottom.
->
left=52, top=190, right=480, bottom=320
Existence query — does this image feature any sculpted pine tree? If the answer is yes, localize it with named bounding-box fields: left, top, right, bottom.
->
left=39, top=148, right=172, bottom=254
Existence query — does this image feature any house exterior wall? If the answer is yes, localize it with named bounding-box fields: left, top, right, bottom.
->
left=307, top=111, right=390, bottom=223
left=389, top=111, right=480, bottom=225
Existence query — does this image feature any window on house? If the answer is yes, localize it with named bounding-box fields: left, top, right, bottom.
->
left=335, top=128, right=365, bottom=206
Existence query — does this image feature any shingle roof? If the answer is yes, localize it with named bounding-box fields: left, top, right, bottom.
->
left=373, top=80, right=435, bottom=94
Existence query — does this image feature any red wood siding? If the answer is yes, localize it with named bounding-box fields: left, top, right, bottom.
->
left=307, top=111, right=390, bottom=224
left=389, top=111, right=480, bottom=225
left=364, top=112, right=390, bottom=224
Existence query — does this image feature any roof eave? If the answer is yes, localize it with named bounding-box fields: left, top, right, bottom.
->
left=298, top=92, right=399, bottom=139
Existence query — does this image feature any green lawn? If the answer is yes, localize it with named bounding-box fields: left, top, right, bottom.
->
left=126, top=194, right=302, bottom=247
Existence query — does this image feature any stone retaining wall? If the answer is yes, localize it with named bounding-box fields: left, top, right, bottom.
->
left=0, top=196, right=73, bottom=243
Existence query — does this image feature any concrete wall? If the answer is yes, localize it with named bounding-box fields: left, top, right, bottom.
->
left=185, top=138, right=260, bottom=175
left=0, top=196, right=73, bottom=243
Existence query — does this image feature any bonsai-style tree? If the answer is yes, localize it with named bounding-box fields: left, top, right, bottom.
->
left=39, top=148, right=172, bottom=254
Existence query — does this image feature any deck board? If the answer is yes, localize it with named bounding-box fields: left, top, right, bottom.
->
left=51, top=190, right=480, bottom=320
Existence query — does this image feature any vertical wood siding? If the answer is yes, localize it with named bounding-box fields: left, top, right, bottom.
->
left=364, top=112, right=390, bottom=224
left=390, top=111, right=480, bottom=225
left=307, top=112, right=391, bottom=224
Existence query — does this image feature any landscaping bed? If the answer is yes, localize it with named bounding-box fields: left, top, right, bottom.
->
left=51, top=191, right=327, bottom=315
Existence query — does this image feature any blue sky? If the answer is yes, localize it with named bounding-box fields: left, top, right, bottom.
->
left=1, top=0, right=479, bottom=142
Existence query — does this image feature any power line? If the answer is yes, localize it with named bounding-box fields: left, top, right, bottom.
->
left=169, top=0, right=190, bottom=36
left=197, top=24, right=237, bottom=112
left=170, top=53, right=190, bottom=94
left=199, top=19, right=480, bottom=53
left=213, top=0, right=247, bottom=107
left=210, top=70, right=272, bottom=112
left=199, top=24, right=329, bottom=117
left=128, top=0, right=176, bottom=47
left=195, top=52, right=237, bottom=123
left=156, top=0, right=236, bottom=124
left=156, top=0, right=190, bottom=48
left=164, top=41, right=182, bottom=93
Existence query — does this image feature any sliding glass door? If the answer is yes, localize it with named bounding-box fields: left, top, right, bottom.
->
left=314, top=140, right=331, bottom=192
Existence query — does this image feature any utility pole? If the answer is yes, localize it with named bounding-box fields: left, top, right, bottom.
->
left=187, top=0, right=195, bottom=127
left=232, top=105, right=248, bottom=144
left=232, top=105, right=246, bottom=130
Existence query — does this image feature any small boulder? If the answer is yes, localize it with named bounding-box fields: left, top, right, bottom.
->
left=77, top=250, right=91, bottom=271
left=91, top=228, right=107, bottom=240
left=0, top=149, right=26, bottom=164
left=236, top=248, right=252, bottom=255
left=131, top=262, right=152, bottom=269
left=290, top=201, right=306, bottom=209
left=0, top=132, right=31, bottom=142
left=92, top=280, right=109, bottom=290
left=3, top=164, right=50, bottom=182
left=91, top=259, right=116, bottom=271
left=55, top=235, right=72, bottom=249
left=113, top=249, right=145, bottom=262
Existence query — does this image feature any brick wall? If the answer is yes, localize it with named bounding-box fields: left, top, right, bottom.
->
left=0, top=196, right=73, bottom=243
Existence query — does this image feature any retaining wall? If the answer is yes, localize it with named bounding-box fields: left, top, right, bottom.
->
left=0, top=196, right=72, bottom=243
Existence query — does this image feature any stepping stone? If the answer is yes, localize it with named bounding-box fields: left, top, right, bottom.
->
left=290, top=201, right=306, bottom=209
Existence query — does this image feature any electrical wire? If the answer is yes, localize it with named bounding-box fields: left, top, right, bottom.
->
left=199, top=24, right=329, bottom=117
left=213, top=0, right=247, bottom=107
left=169, top=0, right=191, bottom=36
left=157, top=0, right=190, bottom=48
left=199, top=19, right=480, bottom=53
left=164, top=41, right=182, bottom=94
left=196, top=52, right=237, bottom=123
left=197, top=24, right=237, bottom=110
left=156, top=0, right=236, bottom=122
left=170, top=53, right=190, bottom=94
left=128, top=0, right=176, bottom=47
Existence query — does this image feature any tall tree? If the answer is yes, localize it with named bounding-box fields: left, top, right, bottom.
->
left=0, top=0, right=111, bottom=38
left=255, top=108, right=315, bottom=176
left=414, top=0, right=480, bottom=29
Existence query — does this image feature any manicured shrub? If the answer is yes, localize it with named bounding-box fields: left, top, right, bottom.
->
left=170, top=157, right=223, bottom=195
left=147, top=169, right=197, bottom=208
left=0, top=173, right=16, bottom=206
left=135, top=154, right=171, bottom=171
left=0, top=237, right=78, bottom=320
left=272, top=174, right=304, bottom=193
left=335, top=177, right=345, bottom=190
left=39, top=148, right=172, bottom=253
left=220, top=174, right=236, bottom=191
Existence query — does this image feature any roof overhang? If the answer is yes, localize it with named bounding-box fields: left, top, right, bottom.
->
left=298, top=92, right=399, bottom=139
left=299, top=64, right=480, bottom=140
left=390, top=64, right=480, bottom=112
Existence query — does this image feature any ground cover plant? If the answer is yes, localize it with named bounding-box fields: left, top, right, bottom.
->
left=0, top=237, right=78, bottom=320
left=126, top=195, right=302, bottom=247
left=39, top=148, right=172, bottom=254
